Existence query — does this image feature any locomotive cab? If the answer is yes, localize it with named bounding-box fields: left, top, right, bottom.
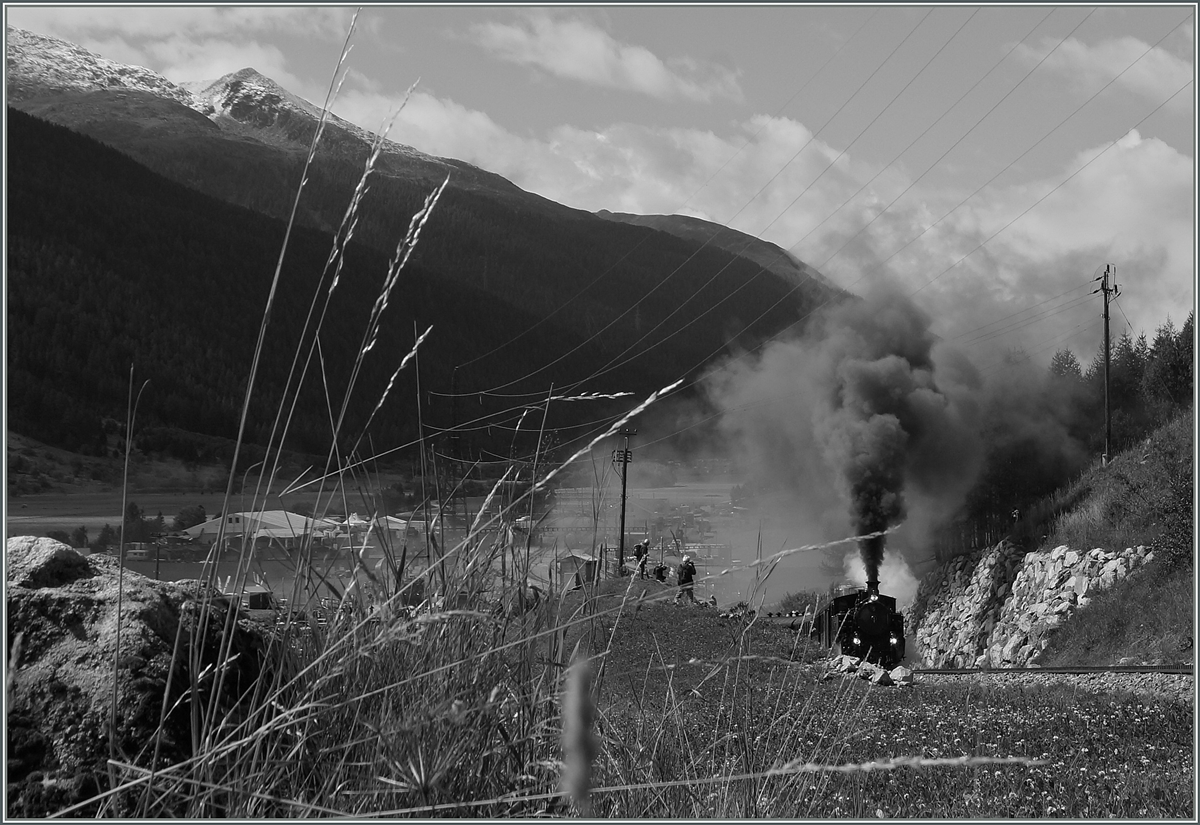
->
left=812, top=581, right=905, bottom=666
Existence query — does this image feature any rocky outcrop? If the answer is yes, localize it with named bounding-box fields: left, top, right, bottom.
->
left=5, top=537, right=278, bottom=818
left=985, top=544, right=1153, bottom=667
left=911, top=540, right=1155, bottom=668
left=910, top=540, right=1024, bottom=669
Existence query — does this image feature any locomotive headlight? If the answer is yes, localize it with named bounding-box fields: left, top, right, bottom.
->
left=852, top=635, right=862, bottom=645
left=889, top=635, right=898, bottom=645
left=869, top=594, right=878, bottom=602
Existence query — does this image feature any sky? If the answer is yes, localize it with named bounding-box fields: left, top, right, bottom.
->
left=6, top=3, right=1197, bottom=371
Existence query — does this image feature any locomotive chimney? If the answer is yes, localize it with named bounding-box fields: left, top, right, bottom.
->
left=860, top=535, right=882, bottom=595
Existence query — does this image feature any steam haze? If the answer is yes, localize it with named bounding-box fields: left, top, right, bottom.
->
left=703, top=287, right=993, bottom=608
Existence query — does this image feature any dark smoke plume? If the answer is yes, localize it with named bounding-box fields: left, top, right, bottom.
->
left=705, top=286, right=984, bottom=592
left=807, top=292, right=972, bottom=586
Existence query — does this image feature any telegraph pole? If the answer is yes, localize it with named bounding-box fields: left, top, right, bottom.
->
left=1094, top=264, right=1120, bottom=465
left=450, top=367, right=464, bottom=529
left=614, top=428, right=636, bottom=575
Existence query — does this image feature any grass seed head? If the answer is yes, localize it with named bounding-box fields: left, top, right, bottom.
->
left=561, top=654, right=597, bottom=816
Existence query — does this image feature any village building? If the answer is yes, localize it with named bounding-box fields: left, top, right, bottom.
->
left=183, top=510, right=340, bottom=552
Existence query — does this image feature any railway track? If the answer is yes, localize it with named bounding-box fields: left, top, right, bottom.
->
left=913, top=665, right=1193, bottom=675
left=758, top=617, right=1193, bottom=677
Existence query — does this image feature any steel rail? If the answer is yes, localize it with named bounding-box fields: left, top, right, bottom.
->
left=913, top=665, right=1193, bottom=676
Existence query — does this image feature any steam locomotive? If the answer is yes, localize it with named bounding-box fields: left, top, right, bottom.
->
left=812, top=578, right=906, bottom=667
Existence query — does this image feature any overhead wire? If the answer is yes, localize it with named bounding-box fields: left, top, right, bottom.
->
left=533, top=7, right=1103, bottom=395
left=786, top=6, right=1057, bottom=253
left=1114, top=294, right=1186, bottom=403
left=957, top=291, right=1097, bottom=349
left=438, top=8, right=930, bottom=399
left=728, top=58, right=1194, bottom=379
left=455, top=59, right=1190, bottom=468
left=419, top=11, right=935, bottom=446
left=810, top=7, right=1100, bottom=276
left=948, top=281, right=1094, bottom=341
left=480, top=281, right=1104, bottom=457
left=370, top=11, right=1192, bottom=470
left=1112, top=295, right=1146, bottom=339
left=428, top=7, right=1101, bottom=407
left=444, top=6, right=884, bottom=381
left=558, top=6, right=961, bottom=392
left=427, top=56, right=1191, bottom=470
left=978, top=317, right=1102, bottom=378
left=905, top=14, right=1194, bottom=297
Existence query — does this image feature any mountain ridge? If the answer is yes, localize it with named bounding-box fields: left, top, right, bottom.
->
left=5, top=26, right=197, bottom=107
left=597, top=210, right=841, bottom=295
left=6, top=24, right=840, bottom=298
left=5, top=24, right=850, bottom=461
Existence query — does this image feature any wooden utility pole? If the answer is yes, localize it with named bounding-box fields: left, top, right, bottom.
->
left=450, top=367, right=466, bottom=530
left=614, top=428, right=635, bottom=576
left=1095, top=264, right=1120, bottom=465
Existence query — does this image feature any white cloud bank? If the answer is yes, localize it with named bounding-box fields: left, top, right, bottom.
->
left=7, top=7, right=349, bottom=98
left=10, top=7, right=1189, bottom=365
left=340, top=74, right=1189, bottom=363
left=468, top=12, right=743, bottom=103
left=1015, top=33, right=1194, bottom=112
left=7, top=6, right=350, bottom=42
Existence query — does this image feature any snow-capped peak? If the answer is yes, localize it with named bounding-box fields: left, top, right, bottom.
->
left=6, top=26, right=197, bottom=107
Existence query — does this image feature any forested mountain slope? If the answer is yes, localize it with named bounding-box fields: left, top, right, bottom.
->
left=6, top=108, right=657, bottom=460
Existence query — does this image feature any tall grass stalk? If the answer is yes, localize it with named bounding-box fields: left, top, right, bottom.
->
left=107, top=368, right=149, bottom=790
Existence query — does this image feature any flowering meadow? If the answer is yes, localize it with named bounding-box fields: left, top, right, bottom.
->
left=802, top=679, right=1193, bottom=818
left=591, top=599, right=1193, bottom=819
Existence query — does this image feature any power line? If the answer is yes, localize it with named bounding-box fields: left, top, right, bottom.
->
left=363, top=16, right=1191, bottom=467
left=949, top=281, right=1093, bottom=341
left=434, top=10, right=1189, bottom=419
left=787, top=7, right=1057, bottom=252
left=978, top=317, right=1102, bottom=378
left=447, top=7, right=884, bottom=381
left=763, top=68, right=1194, bottom=365
left=957, top=292, right=1097, bottom=349
left=906, top=15, right=1193, bottom=297
left=432, top=8, right=1164, bottom=407
left=555, top=8, right=986, bottom=392
left=442, top=9, right=937, bottom=399
left=529, top=8, right=1123, bottom=397
left=811, top=7, right=1100, bottom=275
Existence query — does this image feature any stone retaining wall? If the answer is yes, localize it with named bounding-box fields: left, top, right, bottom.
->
left=911, top=540, right=1154, bottom=668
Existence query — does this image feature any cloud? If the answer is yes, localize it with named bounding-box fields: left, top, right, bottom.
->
left=330, top=72, right=1191, bottom=369
left=468, top=12, right=742, bottom=103
left=13, top=8, right=1186, bottom=372
left=147, top=37, right=303, bottom=90
left=74, top=32, right=304, bottom=91
left=332, top=87, right=584, bottom=188
left=1015, top=34, right=1194, bottom=111
left=6, top=7, right=352, bottom=104
left=6, top=7, right=350, bottom=42
left=914, top=130, right=1195, bottom=357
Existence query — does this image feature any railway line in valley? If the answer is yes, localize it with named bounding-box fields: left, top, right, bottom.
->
left=907, top=664, right=1195, bottom=706
left=913, top=665, right=1193, bottom=675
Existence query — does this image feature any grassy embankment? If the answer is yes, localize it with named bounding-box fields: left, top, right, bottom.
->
left=1015, top=410, right=1194, bottom=667
left=560, top=580, right=1191, bottom=818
